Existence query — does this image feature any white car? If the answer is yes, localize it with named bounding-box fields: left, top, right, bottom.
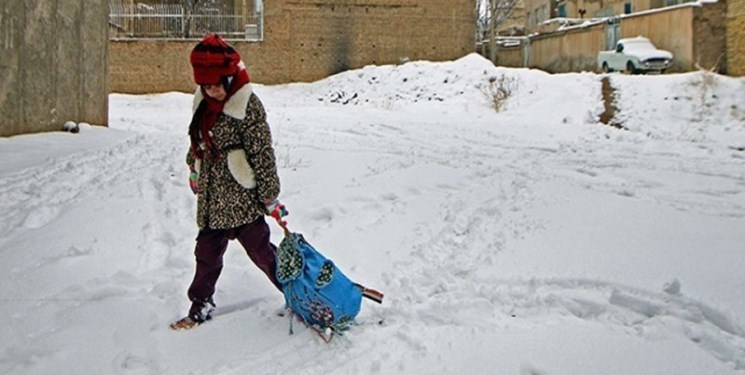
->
left=597, top=37, right=673, bottom=74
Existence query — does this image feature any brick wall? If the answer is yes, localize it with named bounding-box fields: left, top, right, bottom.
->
left=109, top=0, right=476, bottom=93
left=728, top=0, right=745, bottom=76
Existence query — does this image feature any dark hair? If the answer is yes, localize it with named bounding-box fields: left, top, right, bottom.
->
left=190, top=74, right=234, bottom=158
left=200, top=76, right=232, bottom=91
left=221, top=75, right=232, bottom=91
left=188, top=99, right=208, bottom=157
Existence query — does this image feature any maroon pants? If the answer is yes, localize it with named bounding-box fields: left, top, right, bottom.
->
left=187, top=217, right=281, bottom=318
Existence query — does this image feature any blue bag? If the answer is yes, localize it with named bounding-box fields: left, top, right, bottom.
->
left=276, top=232, right=383, bottom=334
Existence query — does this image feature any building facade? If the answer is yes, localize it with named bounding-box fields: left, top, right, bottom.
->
left=524, top=0, right=700, bottom=33
left=109, top=0, right=477, bottom=93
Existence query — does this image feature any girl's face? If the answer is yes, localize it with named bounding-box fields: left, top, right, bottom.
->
left=203, top=83, right=226, bottom=101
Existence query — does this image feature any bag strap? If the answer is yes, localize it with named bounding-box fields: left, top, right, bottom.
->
left=271, top=213, right=291, bottom=237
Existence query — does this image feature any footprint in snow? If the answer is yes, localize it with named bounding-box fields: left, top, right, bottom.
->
left=21, top=206, right=61, bottom=229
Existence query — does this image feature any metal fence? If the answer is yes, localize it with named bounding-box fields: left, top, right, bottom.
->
left=109, top=2, right=263, bottom=41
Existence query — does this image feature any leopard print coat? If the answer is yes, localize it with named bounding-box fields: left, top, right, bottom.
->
left=186, top=84, right=280, bottom=230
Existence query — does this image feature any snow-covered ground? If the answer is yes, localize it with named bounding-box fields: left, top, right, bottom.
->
left=1, top=54, right=744, bottom=374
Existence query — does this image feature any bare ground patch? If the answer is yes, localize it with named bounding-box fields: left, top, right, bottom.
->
left=599, top=76, right=625, bottom=129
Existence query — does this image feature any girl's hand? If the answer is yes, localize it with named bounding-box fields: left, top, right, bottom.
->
left=265, top=199, right=288, bottom=224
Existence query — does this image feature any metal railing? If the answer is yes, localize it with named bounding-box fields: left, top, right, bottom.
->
left=109, top=2, right=263, bottom=41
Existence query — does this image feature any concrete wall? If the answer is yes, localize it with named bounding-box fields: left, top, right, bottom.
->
left=727, top=0, right=745, bottom=75
left=110, top=0, right=476, bottom=93
left=0, top=0, right=108, bottom=137
left=496, top=45, right=525, bottom=68
left=530, top=23, right=606, bottom=72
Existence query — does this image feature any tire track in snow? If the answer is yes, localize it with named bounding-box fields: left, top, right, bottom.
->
left=548, top=138, right=745, bottom=218
left=376, top=133, right=745, bottom=372
left=0, top=132, right=194, bottom=292
left=0, top=134, right=149, bottom=239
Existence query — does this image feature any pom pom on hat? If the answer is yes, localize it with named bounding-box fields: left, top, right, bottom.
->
left=190, top=33, right=242, bottom=85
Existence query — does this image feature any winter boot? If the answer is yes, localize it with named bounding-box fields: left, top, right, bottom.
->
left=170, top=299, right=216, bottom=331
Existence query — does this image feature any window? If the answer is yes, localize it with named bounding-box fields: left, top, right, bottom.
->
left=624, top=2, right=632, bottom=13
left=558, top=4, right=567, bottom=17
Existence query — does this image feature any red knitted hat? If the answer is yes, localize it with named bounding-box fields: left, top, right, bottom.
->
left=190, top=34, right=242, bottom=85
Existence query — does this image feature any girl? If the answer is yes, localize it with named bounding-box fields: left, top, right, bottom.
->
left=171, top=34, right=287, bottom=330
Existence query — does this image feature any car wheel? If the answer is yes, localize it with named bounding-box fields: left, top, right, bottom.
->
left=625, top=61, right=636, bottom=75
left=602, top=62, right=612, bottom=73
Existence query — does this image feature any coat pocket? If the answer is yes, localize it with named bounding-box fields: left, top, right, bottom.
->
left=227, top=149, right=257, bottom=189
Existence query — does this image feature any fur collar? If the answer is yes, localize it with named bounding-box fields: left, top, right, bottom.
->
left=192, top=83, right=253, bottom=120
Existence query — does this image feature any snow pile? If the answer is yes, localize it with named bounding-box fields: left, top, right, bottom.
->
left=316, top=54, right=499, bottom=106
left=612, top=72, right=745, bottom=147
left=1, top=55, right=745, bottom=375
